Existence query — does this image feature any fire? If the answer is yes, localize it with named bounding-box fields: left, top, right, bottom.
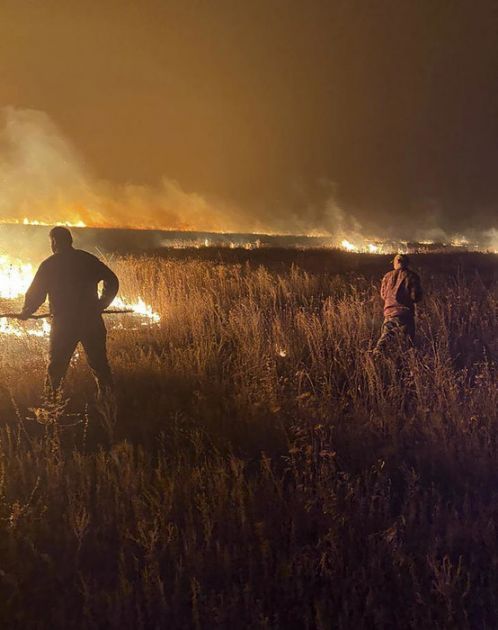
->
left=340, top=239, right=381, bottom=253
left=22, top=218, right=87, bottom=228
left=341, top=239, right=358, bottom=252
left=0, top=255, right=160, bottom=336
left=113, top=296, right=161, bottom=323
left=0, top=255, right=34, bottom=299
left=0, top=317, right=51, bottom=338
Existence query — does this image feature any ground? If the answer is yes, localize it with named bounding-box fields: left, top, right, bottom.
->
left=0, top=249, right=496, bottom=629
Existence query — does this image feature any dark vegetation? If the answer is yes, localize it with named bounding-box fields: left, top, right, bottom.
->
left=0, top=249, right=496, bottom=629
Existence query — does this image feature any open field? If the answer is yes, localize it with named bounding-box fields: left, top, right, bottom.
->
left=0, top=249, right=496, bottom=628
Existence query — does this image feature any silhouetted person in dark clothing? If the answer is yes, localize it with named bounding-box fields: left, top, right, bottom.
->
left=374, top=253, right=423, bottom=352
left=20, top=226, right=119, bottom=396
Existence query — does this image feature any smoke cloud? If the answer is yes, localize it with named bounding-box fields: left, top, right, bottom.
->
left=0, top=107, right=374, bottom=238
left=0, top=107, right=246, bottom=232
left=0, top=107, right=496, bottom=250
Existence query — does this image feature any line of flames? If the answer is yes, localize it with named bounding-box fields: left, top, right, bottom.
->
left=0, top=255, right=160, bottom=337
left=10, top=220, right=497, bottom=253
left=21, top=218, right=87, bottom=228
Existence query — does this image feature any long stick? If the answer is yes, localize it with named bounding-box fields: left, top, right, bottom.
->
left=0, top=309, right=135, bottom=320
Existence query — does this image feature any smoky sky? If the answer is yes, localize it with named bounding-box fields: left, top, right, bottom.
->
left=0, top=0, right=497, bottom=237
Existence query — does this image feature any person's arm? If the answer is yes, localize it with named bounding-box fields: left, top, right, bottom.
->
left=97, top=261, right=119, bottom=310
left=19, top=263, right=49, bottom=319
left=380, top=274, right=388, bottom=300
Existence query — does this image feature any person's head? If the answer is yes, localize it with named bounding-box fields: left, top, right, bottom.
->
left=393, top=253, right=409, bottom=270
left=49, top=226, right=73, bottom=253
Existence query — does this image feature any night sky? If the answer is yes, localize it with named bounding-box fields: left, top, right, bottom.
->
left=0, top=0, right=497, bottom=238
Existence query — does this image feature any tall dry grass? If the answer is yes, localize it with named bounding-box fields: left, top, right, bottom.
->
left=0, top=252, right=496, bottom=628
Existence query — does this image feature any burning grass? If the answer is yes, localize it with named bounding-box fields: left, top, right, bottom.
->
left=0, top=250, right=496, bottom=628
left=0, top=253, right=160, bottom=336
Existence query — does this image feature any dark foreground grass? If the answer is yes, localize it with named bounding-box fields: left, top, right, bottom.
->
left=0, top=250, right=496, bottom=629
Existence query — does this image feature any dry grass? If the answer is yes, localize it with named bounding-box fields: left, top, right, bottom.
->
left=0, top=251, right=496, bottom=629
